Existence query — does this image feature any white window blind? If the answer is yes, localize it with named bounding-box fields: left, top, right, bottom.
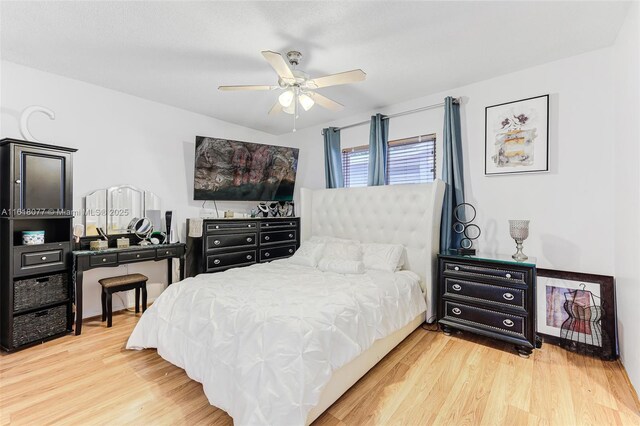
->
left=342, top=134, right=436, bottom=188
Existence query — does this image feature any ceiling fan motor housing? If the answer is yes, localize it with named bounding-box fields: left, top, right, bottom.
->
left=286, top=50, right=302, bottom=66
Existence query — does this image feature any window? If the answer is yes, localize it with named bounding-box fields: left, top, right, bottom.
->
left=342, top=134, right=436, bottom=188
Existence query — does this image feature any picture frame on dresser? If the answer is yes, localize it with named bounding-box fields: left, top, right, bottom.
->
left=536, top=268, right=618, bottom=359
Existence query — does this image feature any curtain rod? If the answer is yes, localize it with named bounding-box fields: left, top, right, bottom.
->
left=321, top=97, right=460, bottom=135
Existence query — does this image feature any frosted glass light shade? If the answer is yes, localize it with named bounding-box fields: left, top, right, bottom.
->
left=298, top=94, right=315, bottom=111
left=283, top=102, right=295, bottom=115
left=278, top=90, right=294, bottom=107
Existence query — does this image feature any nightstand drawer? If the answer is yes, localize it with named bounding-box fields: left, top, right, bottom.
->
left=443, top=278, right=526, bottom=311
left=444, top=301, right=527, bottom=338
left=443, top=261, right=526, bottom=284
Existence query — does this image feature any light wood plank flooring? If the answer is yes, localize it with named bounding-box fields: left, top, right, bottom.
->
left=1, top=310, right=639, bottom=425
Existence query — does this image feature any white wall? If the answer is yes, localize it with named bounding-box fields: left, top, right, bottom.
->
left=283, top=48, right=616, bottom=276
left=0, top=61, right=277, bottom=318
left=612, top=2, right=640, bottom=393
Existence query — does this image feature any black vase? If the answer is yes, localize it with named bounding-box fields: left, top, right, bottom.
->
left=165, top=211, right=172, bottom=244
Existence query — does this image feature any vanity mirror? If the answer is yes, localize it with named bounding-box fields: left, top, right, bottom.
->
left=83, top=185, right=161, bottom=236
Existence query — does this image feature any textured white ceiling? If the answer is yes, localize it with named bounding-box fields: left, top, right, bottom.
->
left=0, top=1, right=630, bottom=135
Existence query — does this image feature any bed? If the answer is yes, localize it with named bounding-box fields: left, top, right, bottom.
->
left=127, top=181, right=445, bottom=425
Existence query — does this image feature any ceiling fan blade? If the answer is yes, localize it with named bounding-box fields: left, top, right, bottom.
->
left=261, top=51, right=295, bottom=81
left=309, top=92, right=344, bottom=112
left=218, top=85, right=277, bottom=91
left=268, top=101, right=283, bottom=115
left=309, top=69, right=366, bottom=89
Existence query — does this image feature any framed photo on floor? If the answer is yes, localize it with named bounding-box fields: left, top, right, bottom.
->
left=485, top=94, right=549, bottom=175
left=536, top=268, right=618, bottom=359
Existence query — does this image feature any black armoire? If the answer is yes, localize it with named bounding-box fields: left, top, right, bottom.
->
left=0, top=138, right=76, bottom=351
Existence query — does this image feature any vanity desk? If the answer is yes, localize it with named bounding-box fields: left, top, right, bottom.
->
left=72, top=242, right=185, bottom=335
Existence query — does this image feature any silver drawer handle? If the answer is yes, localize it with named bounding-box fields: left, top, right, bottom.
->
left=503, top=293, right=515, bottom=301
left=214, top=240, right=221, bottom=245
left=288, top=234, right=293, bottom=238
left=15, top=179, right=21, bottom=184
left=288, top=249, right=293, bottom=253
left=265, top=252, right=270, bottom=257
left=452, top=307, right=462, bottom=315
left=246, top=255, right=252, bottom=260
left=503, top=319, right=514, bottom=327
left=215, top=225, right=219, bottom=229
left=264, top=236, right=270, bottom=241
left=165, top=251, right=170, bottom=254
left=214, top=259, right=220, bottom=265
left=136, top=254, right=140, bottom=258
left=248, top=224, right=252, bottom=227
left=41, top=256, right=47, bottom=261
left=452, top=284, right=462, bottom=291
left=247, top=237, right=252, bottom=242
left=505, top=273, right=512, bottom=279
left=102, top=258, right=107, bottom=262
left=454, top=266, right=460, bottom=271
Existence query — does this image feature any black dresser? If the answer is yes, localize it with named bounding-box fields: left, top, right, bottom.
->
left=0, top=138, right=77, bottom=351
left=195, top=218, right=300, bottom=274
left=437, top=251, right=540, bottom=357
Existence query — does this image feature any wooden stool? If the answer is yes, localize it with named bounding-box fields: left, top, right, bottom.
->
left=98, top=273, right=148, bottom=327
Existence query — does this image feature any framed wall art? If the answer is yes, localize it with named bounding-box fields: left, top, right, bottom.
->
left=485, top=94, right=549, bottom=175
left=536, top=268, right=618, bottom=360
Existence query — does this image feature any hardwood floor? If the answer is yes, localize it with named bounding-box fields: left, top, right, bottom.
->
left=1, top=311, right=639, bottom=425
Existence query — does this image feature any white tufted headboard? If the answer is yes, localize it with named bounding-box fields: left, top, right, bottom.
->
left=300, top=181, right=445, bottom=321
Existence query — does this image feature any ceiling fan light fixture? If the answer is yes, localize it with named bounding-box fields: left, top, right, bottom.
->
left=282, top=102, right=296, bottom=115
left=278, top=90, right=295, bottom=107
left=298, top=93, right=315, bottom=111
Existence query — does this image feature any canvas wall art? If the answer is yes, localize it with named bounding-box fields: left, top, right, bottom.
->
left=485, top=94, right=549, bottom=175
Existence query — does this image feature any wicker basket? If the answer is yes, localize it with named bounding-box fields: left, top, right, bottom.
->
left=12, top=304, right=68, bottom=347
left=14, top=273, right=68, bottom=312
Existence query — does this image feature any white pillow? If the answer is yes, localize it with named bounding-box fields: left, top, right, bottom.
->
left=362, top=243, right=405, bottom=272
left=287, top=241, right=325, bottom=267
left=318, top=258, right=365, bottom=274
left=321, top=241, right=362, bottom=261
left=310, top=236, right=360, bottom=245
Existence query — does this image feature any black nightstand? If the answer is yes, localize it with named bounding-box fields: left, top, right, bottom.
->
left=437, top=251, right=541, bottom=358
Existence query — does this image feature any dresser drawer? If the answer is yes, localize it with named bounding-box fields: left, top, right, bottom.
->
left=206, top=250, right=256, bottom=271
left=14, top=273, right=69, bottom=312
left=89, top=253, right=118, bottom=267
left=118, top=249, right=156, bottom=263
left=260, top=220, right=297, bottom=230
left=14, top=242, right=70, bottom=277
left=261, top=230, right=296, bottom=245
left=443, top=301, right=527, bottom=338
left=443, top=261, right=526, bottom=284
left=205, top=221, right=257, bottom=233
left=205, top=232, right=257, bottom=251
left=260, top=245, right=296, bottom=262
left=443, top=278, right=526, bottom=311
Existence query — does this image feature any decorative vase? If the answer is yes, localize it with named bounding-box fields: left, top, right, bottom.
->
left=509, top=220, right=530, bottom=261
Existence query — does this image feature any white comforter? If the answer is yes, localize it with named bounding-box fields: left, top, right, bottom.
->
left=126, top=260, right=426, bottom=426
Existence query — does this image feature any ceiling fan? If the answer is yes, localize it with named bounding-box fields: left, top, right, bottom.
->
left=218, top=50, right=366, bottom=131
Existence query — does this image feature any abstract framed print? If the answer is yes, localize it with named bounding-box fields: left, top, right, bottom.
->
left=485, top=95, right=549, bottom=175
